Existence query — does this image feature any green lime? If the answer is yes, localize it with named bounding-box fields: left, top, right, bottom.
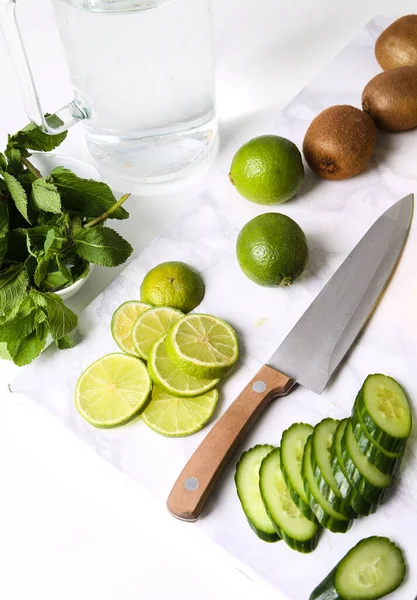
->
left=111, top=300, right=152, bottom=355
left=166, top=314, right=239, bottom=379
left=142, top=386, right=219, bottom=437
left=75, top=353, right=152, bottom=428
left=236, top=213, right=309, bottom=287
left=148, top=335, right=219, bottom=397
left=140, top=262, right=204, bottom=313
left=229, top=135, right=304, bottom=205
left=132, top=306, right=184, bottom=360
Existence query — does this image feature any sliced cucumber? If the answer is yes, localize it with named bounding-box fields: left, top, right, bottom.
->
left=310, top=418, right=356, bottom=519
left=310, top=536, right=406, bottom=600
left=331, top=419, right=378, bottom=516
left=260, top=447, right=320, bottom=553
left=235, top=445, right=279, bottom=542
left=341, top=421, right=392, bottom=504
left=355, top=374, right=411, bottom=453
left=280, top=423, right=318, bottom=524
left=351, top=406, right=403, bottom=475
left=302, top=436, right=353, bottom=534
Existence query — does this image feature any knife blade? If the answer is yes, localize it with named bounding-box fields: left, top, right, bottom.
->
left=167, top=194, right=414, bottom=521
left=270, top=193, right=414, bottom=394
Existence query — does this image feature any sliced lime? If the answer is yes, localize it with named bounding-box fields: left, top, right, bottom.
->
left=166, top=313, right=239, bottom=379
left=111, top=300, right=152, bottom=355
left=142, top=386, right=219, bottom=437
left=75, top=353, right=152, bottom=428
left=132, top=306, right=184, bottom=361
left=148, top=335, right=219, bottom=397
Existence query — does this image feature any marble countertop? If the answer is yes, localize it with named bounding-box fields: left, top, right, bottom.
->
left=2, top=3, right=417, bottom=600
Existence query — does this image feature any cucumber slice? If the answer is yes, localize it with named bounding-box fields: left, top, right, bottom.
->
left=331, top=419, right=378, bottom=516
left=310, top=536, right=406, bottom=600
left=341, top=421, right=392, bottom=504
left=302, top=436, right=353, bottom=534
left=235, top=445, right=279, bottom=542
left=351, top=406, right=403, bottom=475
left=260, top=447, right=320, bottom=553
left=311, top=418, right=356, bottom=519
left=356, top=374, right=411, bottom=453
left=280, top=423, right=318, bottom=524
left=351, top=406, right=403, bottom=458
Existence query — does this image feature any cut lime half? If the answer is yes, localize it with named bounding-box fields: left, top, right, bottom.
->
left=166, top=314, right=239, bottom=379
left=148, top=335, right=219, bottom=397
left=111, top=300, right=152, bottom=355
left=132, top=306, right=183, bottom=360
left=142, top=386, right=219, bottom=437
left=75, top=353, right=152, bottom=428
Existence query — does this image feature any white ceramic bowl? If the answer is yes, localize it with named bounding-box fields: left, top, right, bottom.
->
left=30, top=153, right=101, bottom=300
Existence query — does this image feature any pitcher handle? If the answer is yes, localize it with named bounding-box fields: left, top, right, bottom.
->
left=0, top=0, right=88, bottom=134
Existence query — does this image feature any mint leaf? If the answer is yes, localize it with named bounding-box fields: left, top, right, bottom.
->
left=0, top=264, right=29, bottom=314
left=73, top=227, right=133, bottom=267
left=41, top=269, right=70, bottom=291
left=5, top=147, right=22, bottom=176
left=31, top=289, right=77, bottom=341
left=0, top=201, right=9, bottom=267
left=32, top=178, right=61, bottom=214
left=0, top=301, right=48, bottom=366
left=56, top=254, right=72, bottom=280
left=13, top=328, right=47, bottom=366
left=0, top=202, right=8, bottom=236
left=26, top=226, right=48, bottom=256
left=50, top=167, right=128, bottom=220
left=44, top=229, right=57, bottom=256
left=34, top=256, right=51, bottom=287
left=0, top=153, right=7, bottom=172
left=8, top=118, right=67, bottom=154
left=24, top=255, right=37, bottom=279
left=57, top=335, right=74, bottom=349
left=3, top=172, right=30, bottom=223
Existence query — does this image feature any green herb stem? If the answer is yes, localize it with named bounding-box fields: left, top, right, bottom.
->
left=21, top=156, right=42, bottom=179
left=84, top=193, right=131, bottom=228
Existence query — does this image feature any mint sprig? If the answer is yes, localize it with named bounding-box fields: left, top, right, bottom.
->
left=0, top=118, right=133, bottom=366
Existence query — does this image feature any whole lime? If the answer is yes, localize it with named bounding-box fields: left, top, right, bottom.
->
left=229, top=135, right=305, bottom=205
left=140, top=262, right=204, bottom=313
left=236, top=213, right=309, bottom=287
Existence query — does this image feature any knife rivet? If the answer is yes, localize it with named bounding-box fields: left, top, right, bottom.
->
left=253, top=381, right=267, bottom=393
left=185, top=477, right=199, bottom=491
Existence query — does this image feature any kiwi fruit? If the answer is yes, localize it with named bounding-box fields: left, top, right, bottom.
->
left=362, top=66, right=417, bottom=132
left=302, top=105, right=376, bottom=180
left=375, top=15, right=417, bottom=70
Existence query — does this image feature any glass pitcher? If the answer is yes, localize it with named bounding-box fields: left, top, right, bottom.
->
left=0, top=0, right=218, bottom=192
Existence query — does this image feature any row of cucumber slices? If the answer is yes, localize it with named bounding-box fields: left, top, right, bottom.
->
left=235, top=374, right=411, bottom=597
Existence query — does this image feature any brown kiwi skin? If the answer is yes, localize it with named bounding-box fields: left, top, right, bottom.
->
left=302, top=105, right=376, bottom=180
left=375, top=15, right=417, bottom=70
left=362, top=66, right=417, bottom=132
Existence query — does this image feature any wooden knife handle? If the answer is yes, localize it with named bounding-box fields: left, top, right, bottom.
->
left=167, top=365, right=294, bottom=521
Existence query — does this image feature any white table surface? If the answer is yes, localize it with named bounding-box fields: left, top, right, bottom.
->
left=1, top=2, right=416, bottom=599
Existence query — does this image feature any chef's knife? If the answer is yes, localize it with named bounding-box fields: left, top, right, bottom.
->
left=167, top=194, right=414, bottom=521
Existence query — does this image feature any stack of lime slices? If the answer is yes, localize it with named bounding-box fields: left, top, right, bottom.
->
left=75, top=264, right=239, bottom=437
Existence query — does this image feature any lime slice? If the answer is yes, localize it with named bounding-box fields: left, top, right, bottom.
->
left=142, top=386, right=219, bottom=437
left=166, top=313, right=239, bottom=379
left=132, top=306, right=184, bottom=360
left=148, top=335, right=219, bottom=397
left=75, top=353, right=152, bottom=428
left=111, top=300, right=152, bottom=355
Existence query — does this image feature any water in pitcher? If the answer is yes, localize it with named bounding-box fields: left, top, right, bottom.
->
left=51, top=0, right=217, bottom=190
